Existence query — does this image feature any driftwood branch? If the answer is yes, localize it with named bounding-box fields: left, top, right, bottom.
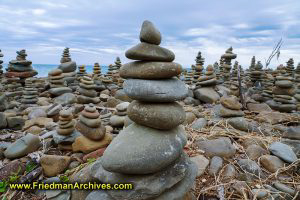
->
left=265, top=38, right=283, bottom=68
left=237, top=65, right=246, bottom=109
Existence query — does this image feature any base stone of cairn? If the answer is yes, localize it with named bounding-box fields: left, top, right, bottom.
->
left=52, top=109, right=80, bottom=150
left=73, top=103, right=112, bottom=153
left=267, top=68, right=296, bottom=112
left=5, top=49, right=38, bottom=82
left=48, top=69, right=72, bottom=97
left=77, top=76, right=100, bottom=104
left=86, top=20, right=196, bottom=200
left=20, top=78, right=38, bottom=108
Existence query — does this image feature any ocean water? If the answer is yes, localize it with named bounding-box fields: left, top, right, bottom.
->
left=2, top=64, right=109, bottom=77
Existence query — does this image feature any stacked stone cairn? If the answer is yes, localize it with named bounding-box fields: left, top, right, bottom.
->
left=21, top=78, right=38, bottom=107
left=93, top=62, right=101, bottom=77
left=261, top=71, right=274, bottom=102
left=229, top=61, right=239, bottom=97
left=0, top=49, right=3, bottom=75
left=294, top=63, right=300, bottom=110
left=193, top=51, right=204, bottom=84
left=250, top=61, right=264, bottom=87
left=196, top=65, right=217, bottom=88
left=77, top=76, right=100, bottom=104
left=48, top=69, right=72, bottom=97
left=5, top=49, right=38, bottom=83
left=73, top=103, right=111, bottom=153
left=58, top=48, right=77, bottom=87
left=77, top=65, right=87, bottom=78
left=220, top=47, right=236, bottom=85
left=4, top=78, right=22, bottom=92
left=109, top=102, right=129, bottom=133
left=249, top=56, right=256, bottom=71
left=218, top=95, right=244, bottom=118
left=268, top=67, right=297, bottom=112
left=184, top=69, right=194, bottom=85
left=286, top=58, right=295, bottom=77
left=114, top=57, right=122, bottom=70
left=213, top=61, right=220, bottom=81
left=55, top=109, right=77, bottom=150
left=88, top=20, right=196, bottom=200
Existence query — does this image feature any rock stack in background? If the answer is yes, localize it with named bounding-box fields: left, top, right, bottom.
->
left=21, top=78, right=38, bottom=108
left=114, top=57, right=122, bottom=70
left=196, top=65, right=217, bottom=88
left=214, top=61, right=221, bottom=82
left=218, top=96, right=244, bottom=118
left=87, top=20, right=196, bottom=200
left=73, top=103, right=111, bottom=153
left=295, top=63, right=300, bottom=111
left=48, top=69, right=72, bottom=97
left=286, top=58, right=294, bottom=77
left=109, top=102, right=129, bottom=133
left=193, top=51, right=204, bottom=84
left=221, top=47, right=236, bottom=85
left=53, top=109, right=78, bottom=151
left=5, top=50, right=38, bottom=82
left=249, top=56, right=256, bottom=71
left=0, top=49, right=3, bottom=75
left=267, top=68, right=296, bottom=112
left=230, top=61, right=239, bottom=97
left=93, top=62, right=101, bottom=77
left=261, top=72, right=275, bottom=102
left=77, top=65, right=87, bottom=78
left=250, top=61, right=264, bottom=87
left=57, top=48, right=77, bottom=90
left=77, top=76, right=99, bottom=104
left=184, top=69, right=193, bottom=86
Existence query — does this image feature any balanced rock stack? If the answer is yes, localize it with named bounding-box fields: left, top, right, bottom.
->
left=57, top=48, right=77, bottom=89
left=268, top=69, right=296, bottom=112
left=193, top=51, right=204, bottom=84
left=220, top=47, right=236, bottom=84
left=77, top=76, right=100, bottom=104
left=250, top=61, right=264, bottom=86
left=88, top=20, right=196, bottom=200
left=294, top=63, right=300, bottom=110
left=21, top=78, right=38, bottom=106
left=184, top=69, right=193, bottom=85
left=109, top=102, right=129, bottom=132
left=5, top=49, right=38, bottom=80
left=249, top=56, right=256, bottom=71
left=57, top=109, right=76, bottom=136
left=93, top=63, right=101, bottom=77
left=218, top=96, right=244, bottom=118
left=286, top=58, right=295, bottom=77
left=77, top=65, right=87, bottom=78
left=196, top=64, right=217, bottom=88
left=213, top=61, right=221, bottom=81
left=73, top=103, right=111, bottom=153
left=114, top=57, right=122, bottom=70
left=261, top=72, right=274, bottom=102
left=48, top=69, right=72, bottom=97
left=0, top=49, right=3, bottom=75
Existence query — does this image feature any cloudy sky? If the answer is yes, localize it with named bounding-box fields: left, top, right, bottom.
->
left=0, top=0, right=299, bottom=68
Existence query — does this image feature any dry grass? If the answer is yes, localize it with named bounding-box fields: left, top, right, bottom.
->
left=184, top=111, right=300, bottom=199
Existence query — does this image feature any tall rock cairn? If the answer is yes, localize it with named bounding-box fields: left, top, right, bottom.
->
left=221, top=47, right=236, bottom=84
left=193, top=51, right=204, bottom=84
left=58, top=48, right=77, bottom=89
left=295, top=63, right=300, bottom=110
left=0, top=50, right=3, bottom=75
left=93, top=62, right=101, bottom=77
left=21, top=78, right=38, bottom=107
left=90, top=20, right=196, bottom=200
left=286, top=58, right=295, bottom=77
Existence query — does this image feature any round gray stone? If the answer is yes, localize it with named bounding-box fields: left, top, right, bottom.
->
left=101, top=123, right=187, bottom=174
left=139, top=20, right=161, bottom=45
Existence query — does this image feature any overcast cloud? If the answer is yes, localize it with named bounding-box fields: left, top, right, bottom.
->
left=0, top=0, right=299, bottom=68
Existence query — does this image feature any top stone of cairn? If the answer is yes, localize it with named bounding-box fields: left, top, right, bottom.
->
left=139, top=20, right=161, bottom=45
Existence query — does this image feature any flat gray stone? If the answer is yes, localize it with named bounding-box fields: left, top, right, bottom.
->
left=120, top=61, right=182, bottom=79
left=194, top=87, right=220, bottom=104
left=125, top=42, right=175, bottom=62
left=101, top=123, right=187, bottom=174
left=127, top=101, right=185, bottom=130
left=49, top=87, right=72, bottom=97
left=191, top=118, right=207, bottom=130
left=124, top=78, right=188, bottom=102
left=4, top=133, right=41, bottom=159
left=58, top=61, right=76, bottom=73
left=283, top=126, right=300, bottom=140
left=269, top=142, right=297, bottom=163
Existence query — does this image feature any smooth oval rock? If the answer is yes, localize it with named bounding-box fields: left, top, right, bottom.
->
left=125, top=42, right=175, bottom=62
left=4, top=133, right=40, bottom=159
left=139, top=20, right=161, bottom=45
left=127, top=101, right=185, bottom=130
left=101, top=123, right=187, bottom=174
left=120, top=61, right=182, bottom=79
left=124, top=78, right=188, bottom=102
left=269, top=142, right=297, bottom=163
left=259, top=155, right=285, bottom=173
